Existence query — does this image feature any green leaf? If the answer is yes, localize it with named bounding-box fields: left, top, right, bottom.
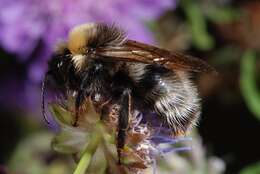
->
left=240, top=50, right=260, bottom=120
left=207, top=6, right=240, bottom=23
left=8, top=132, right=73, bottom=174
left=181, top=0, right=214, bottom=50
left=52, top=125, right=88, bottom=154
left=73, top=131, right=102, bottom=174
left=240, top=162, right=260, bottom=174
left=49, top=104, right=73, bottom=126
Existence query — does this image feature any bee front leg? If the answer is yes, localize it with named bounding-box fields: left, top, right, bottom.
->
left=73, top=72, right=91, bottom=127
left=117, top=89, right=132, bottom=164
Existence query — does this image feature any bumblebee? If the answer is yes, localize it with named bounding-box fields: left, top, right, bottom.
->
left=42, top=23, right=215, bottom=163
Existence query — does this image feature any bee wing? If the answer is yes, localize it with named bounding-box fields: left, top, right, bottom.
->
left=96, top=40, right=216, bottom=73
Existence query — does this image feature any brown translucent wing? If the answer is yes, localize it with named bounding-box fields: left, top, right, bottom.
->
left=96, top=40, right=216, bottom=73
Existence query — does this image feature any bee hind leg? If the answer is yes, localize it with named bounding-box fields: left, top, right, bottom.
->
left=117, top=88, right=132, bottom=164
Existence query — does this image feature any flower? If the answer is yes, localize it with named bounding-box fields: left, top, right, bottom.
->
left=50, top=95, right=192, bottom=174
left=0, top=0, right=176, bottom=112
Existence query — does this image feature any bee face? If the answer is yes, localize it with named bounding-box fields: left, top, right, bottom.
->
left=48, top=56, right=68, bottom=86
left=47, top=51, right=80, bottom=90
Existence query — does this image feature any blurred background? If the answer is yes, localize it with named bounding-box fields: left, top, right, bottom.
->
left=0, top=0, right=260, bottom=174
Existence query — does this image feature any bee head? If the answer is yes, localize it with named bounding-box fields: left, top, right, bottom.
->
left=41, top=49, right=78, bottom=125
left=47, top=55, right=71, bottom=86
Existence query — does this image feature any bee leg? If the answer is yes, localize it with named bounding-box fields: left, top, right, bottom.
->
left=117, top=89, right=131, bottom=164
left=73, top=89, right=85, bottom=127
left=100, top=105, right=109, bottom=120
left=73, top=72, right=91, bottom=127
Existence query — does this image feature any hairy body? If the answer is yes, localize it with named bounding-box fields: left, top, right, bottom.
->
left=43, top=23, right=212, bottom=163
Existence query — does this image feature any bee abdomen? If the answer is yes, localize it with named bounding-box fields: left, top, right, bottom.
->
left=126, top=63, right=200, bottom=135
left=151, top=71, right=201, bottom=135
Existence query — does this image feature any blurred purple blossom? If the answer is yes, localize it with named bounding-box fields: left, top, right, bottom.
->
left=0, top=0, right=176, bottom=112
left=0, top=0, right=175, bottom=81
left=131, top=112, right=192, bottom=174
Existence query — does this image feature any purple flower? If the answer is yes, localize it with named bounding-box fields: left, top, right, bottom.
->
left=126, top=112, right=192, bottom=174
left=0, top=0, right=176, bottom=111
left=0, top=0, right=175, bottom=78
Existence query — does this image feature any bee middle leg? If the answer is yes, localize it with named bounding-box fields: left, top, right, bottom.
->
left=73, top=89, right=85, bottom=126
left=117, top=88, right=132, bottom=164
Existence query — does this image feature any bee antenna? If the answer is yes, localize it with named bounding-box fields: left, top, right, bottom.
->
left=41, top=73, right=51, bottom=125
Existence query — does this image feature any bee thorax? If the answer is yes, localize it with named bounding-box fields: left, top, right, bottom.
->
left=68, top=23, right=97, bottom=54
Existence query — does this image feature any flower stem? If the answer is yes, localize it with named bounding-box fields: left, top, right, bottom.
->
left=73, top=130, right=102, bottom=174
